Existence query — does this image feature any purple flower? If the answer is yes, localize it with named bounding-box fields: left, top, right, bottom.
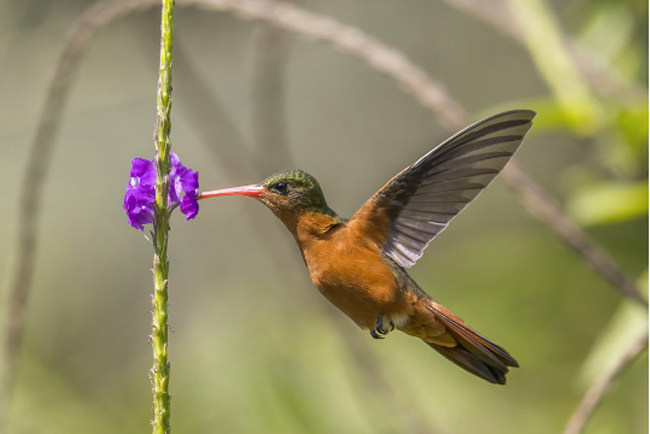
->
left=123, top=152, right=199, bottom=230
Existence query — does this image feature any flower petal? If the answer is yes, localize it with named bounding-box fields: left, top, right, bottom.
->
left=123, top=186, right=155, bottom=230
left=168, top=152, right=185, bottom=204
left=130, top=157, right=156, bottom=185
left=180, top=191, right=199, bottom=221
left=180, top=168, right=199, bottom=192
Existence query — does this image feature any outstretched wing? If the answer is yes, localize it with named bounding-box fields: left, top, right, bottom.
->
left=352, top=110, right=535, bottom=268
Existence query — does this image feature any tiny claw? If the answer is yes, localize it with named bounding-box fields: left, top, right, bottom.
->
left=370, top=315, right=395, bottom=339
left=375, top=315, right=395, bottom=335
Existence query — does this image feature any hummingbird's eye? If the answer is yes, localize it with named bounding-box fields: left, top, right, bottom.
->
left=273, top=182, right=288, bottom=194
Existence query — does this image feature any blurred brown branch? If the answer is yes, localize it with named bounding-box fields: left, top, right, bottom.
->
left=3, top=0, right=646, bottom=429
left=564, top=329, right=648, bottom=434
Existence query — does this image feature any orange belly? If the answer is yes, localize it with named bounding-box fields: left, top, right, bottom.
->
left=300, top=230, right=409, bottom=329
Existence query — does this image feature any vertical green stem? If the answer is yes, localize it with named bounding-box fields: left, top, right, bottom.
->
left=151, top=1, right=174, bottom=433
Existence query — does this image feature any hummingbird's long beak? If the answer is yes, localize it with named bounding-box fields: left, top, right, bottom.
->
left=198, top=184, right=264, bottom=200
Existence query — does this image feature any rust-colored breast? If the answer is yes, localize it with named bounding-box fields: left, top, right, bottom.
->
left=296, top=212, right=410, bottom=329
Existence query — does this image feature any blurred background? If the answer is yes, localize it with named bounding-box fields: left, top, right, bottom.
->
left=0, top=0, right=647, bottom=433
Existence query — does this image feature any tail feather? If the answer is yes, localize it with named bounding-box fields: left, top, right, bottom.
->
left=424, top=303, right=518, bottom=385
left=428, top=342, right=507, bottom=384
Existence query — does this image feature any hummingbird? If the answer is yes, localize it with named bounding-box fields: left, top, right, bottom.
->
left=200, top=110, right=535, bottom=384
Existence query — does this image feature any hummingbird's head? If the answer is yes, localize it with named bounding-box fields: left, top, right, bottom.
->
left=199, top=169, right=331, bottom=230
left=258, top=169, right=328, bottom=213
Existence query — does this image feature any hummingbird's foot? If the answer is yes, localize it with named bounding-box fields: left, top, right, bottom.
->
left=370, top=315, right=395, bottom=339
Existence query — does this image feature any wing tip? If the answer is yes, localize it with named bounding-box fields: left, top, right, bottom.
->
left=493, top=108, right=537, bottom=122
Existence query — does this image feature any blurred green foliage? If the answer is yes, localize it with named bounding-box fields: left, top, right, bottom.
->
left=523, top=0, right=648, bottom=230
left=568, top=181, right=647, bottom=226
left=0, top=0, right=646, bottom=434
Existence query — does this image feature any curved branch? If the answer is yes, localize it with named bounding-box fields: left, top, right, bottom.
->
left=564, top=329, right=648, bottom=434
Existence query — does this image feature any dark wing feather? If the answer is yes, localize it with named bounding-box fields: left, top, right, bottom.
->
left=354, top=110, right=535, bottom=268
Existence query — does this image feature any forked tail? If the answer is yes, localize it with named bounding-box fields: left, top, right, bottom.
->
left=424, top=303, right=518, bottom=385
